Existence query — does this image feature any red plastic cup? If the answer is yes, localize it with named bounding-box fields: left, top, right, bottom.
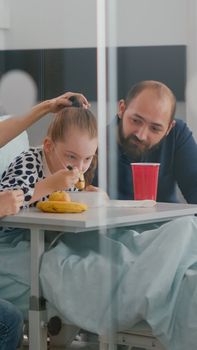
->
left=131, top=163, right=160, bottom=200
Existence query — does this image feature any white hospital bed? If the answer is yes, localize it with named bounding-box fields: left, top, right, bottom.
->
left=99, top=322, right=165, bottom=350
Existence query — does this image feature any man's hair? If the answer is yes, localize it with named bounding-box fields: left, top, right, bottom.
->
left=47, top=107, right=98, bottom=186
left=125, top=80, right=176, bottom=121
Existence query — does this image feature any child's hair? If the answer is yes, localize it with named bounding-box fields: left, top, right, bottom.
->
left=47, top=107, right=98, bottom=186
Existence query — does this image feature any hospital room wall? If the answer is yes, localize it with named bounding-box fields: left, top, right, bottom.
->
left=0, top=0, right=195, bottom=144
left=0, top=0, right=187, bottom=49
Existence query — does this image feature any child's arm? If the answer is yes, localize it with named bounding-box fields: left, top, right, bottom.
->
left=29, top=168, right=80, bottom=204
left=0, top=148, right=80, bottom=207
left=0, top=148, right=44, bottom=206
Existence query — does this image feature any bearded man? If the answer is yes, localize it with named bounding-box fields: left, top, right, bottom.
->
left=93, top=80, right=197, bottom=203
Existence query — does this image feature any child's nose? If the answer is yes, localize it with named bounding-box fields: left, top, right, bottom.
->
left=75, top=160, right=84, bottom=172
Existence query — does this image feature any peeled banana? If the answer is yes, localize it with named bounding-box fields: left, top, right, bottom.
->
left=48, top=191, right=71, bottom=202
left=75, top=173, right=85, bottom=191
left=37, top=200, right=88, bottom=213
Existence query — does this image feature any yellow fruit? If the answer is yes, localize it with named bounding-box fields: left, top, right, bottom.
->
left=37, top=200, right=88, bottom=213
left=75, top=173, right=85, bottom=190
left=49, top=191, right=71, bottom=202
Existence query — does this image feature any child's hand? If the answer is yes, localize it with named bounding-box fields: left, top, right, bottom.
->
left=85, top=185, right=109, bottom=200
left=85, top=185, right=100, bottom=192
left=29, top=168, right=81, bottom=205
left=48, top=168, right=80, bottom=191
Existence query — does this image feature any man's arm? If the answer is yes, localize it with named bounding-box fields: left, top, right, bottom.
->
left=0, top=91, right=89, bottom=147
left=174, top=120, right=197, bottom=204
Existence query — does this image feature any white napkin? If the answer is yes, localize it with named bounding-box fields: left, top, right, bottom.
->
left=107, top=200, right=156, bottom=208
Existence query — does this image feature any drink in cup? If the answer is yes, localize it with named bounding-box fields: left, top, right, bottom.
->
left=131, top=163, right=160, bottom=200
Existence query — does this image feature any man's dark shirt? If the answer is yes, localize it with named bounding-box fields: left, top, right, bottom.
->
left=93, top=118, right=197, bottom=203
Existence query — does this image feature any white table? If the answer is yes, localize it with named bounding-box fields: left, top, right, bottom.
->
left=1, top=201, right=197, bottom=350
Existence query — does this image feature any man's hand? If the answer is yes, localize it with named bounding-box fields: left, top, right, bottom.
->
left=48, top=92, right=90, bottom=113
left=0, top=190, right=24, bottom=217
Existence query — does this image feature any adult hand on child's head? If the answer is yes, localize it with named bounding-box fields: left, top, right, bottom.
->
left=0, top=190, right=24, bottom=217
left=48, top=92, right=90, bottom=113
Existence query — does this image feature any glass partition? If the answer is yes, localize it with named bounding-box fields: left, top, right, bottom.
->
left=0, top=0, right=192, bottom=346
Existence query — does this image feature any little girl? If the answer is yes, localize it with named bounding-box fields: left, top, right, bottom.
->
left=0, top=107, right=98, bottom=206
left=0, top=106, right=98, bottom=318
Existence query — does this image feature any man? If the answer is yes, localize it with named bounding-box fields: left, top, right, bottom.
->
left=94, top=80, right=197, bottom=203
left=0, top=90, right=89, bottom=349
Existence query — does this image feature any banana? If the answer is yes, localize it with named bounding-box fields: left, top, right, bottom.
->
left=37, top=200, right=88, bottom=213
left=48, top=191, right=71, bottom=202
left=75, top=173, right=85, bottom=190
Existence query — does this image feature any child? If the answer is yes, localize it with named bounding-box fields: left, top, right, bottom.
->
left=0, top=105, right=98, bottom=319
left=0, top=91, right=89, bottom=216
left=0, top=107, right=98, bottom=206
left=0, top=92, right=89, bottom=349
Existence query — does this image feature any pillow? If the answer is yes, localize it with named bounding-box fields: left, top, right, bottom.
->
left=0, top=115, right=29, bottom=178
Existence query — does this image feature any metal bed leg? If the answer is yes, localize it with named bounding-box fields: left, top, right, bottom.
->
left=29, top=228, right=47, bottom=350
left=49, top=324, right=80, bottom=349
left=100, top=340, right=118, bottom=350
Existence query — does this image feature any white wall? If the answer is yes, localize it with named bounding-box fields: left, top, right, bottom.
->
left=186, top=0, right=197, bottom=140
left=0, top=0, right=10, bottom=48
left=0, top=0, right=191, bottom=144
left=2, top=0, right=187, bottom=50
left=115, top=0, right=187, bottom=46
left=3, top=0, right=96, bottom=49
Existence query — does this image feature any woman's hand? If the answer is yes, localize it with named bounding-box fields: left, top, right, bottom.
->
left=48, top=92, right=90, bottom=113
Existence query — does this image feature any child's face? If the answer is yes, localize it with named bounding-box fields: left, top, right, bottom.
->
left=44, top=127, right=98, bottom=174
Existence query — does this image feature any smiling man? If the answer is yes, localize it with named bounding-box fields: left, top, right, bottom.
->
left=118, top=81, right=176, bottom=160
left=93, top=80, right=197, bottom=203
